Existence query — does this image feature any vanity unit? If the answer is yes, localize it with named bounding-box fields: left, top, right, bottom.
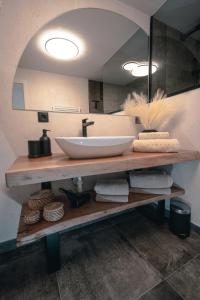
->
left=5, top=150, right=199, bottom=272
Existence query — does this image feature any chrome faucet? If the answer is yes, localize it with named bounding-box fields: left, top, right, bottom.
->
left=82, top=118, right=94, bottom=137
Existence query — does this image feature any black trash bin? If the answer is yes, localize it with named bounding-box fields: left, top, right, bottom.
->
left=169, top=199, right=191, bottom=238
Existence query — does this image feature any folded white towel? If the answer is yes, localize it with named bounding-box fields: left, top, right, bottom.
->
left=129, top=173, right=173, bottom=188
left=133, top=139, right=180, bottom=153
left=94, top=179, right=129, bottom=196
left=96, top=194, right=129, bottom=203
left=132, top=187, right=171, bottom=195
left=138, top=132, right=170, bottom=140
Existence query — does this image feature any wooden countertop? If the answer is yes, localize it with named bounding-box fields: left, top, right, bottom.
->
left=6, top=150, right=200, bottom=187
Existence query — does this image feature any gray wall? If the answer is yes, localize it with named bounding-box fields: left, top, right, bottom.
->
left=151, top=18, right=200, bottom=96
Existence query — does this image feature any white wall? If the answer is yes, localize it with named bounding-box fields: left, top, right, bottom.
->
left=167, top=89, right=200, bottom=227
left=14, top=68, right=89, bottom=113
left=0, top=0, right=199, bottom=244
left=0, top=129, right=21, bottom=243
left=0, top=0, right=148, bottom=243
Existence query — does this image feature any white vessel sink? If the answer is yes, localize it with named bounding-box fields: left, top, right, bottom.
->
left=55, top=136, right=135, bottom=159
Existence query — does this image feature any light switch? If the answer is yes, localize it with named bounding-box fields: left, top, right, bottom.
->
left=38, top=111, right=49, bottom=122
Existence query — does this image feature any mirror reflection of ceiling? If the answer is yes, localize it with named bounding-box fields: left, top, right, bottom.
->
left=19, top=9, right=142, bottom=84
left=18, top=0, right=168, bottom=83
left=119, top=0, right=167, bottom=15
left=102, top=29, right=148, bottom=85
left=151, top=0, right=200, bottom=97
left=14, top=2, right=167, bottom=114
left=154, top=0, right=200, bottom=40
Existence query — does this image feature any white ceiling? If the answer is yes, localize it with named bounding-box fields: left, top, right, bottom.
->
left=102, top=29, right=148, bottom=85
left=18, top=1, right=166, bottom=84
left=19, top=9, right=139, bottom=82
left=118, top=0, right=167, bottom=15
left=154, top=0, right=200, bottom=39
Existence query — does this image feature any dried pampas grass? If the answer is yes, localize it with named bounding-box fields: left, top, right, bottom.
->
left=123, top=89, right=181, bottom=130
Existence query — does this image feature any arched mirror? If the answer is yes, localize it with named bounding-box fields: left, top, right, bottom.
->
left=12, top=8, right=150, bottom=114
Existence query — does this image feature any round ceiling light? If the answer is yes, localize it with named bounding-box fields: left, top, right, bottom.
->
left=122, top=60, right=158, bottom=77
left=131, top=64, right=148, bottom=77
left=122, top=61, right=138, bottom=71
left=45, top=37, right=79, bottom=60
left=131, top=63, right=158, bottom=77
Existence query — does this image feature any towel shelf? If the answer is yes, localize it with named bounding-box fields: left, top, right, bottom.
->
left=17, top=185, right=185, bottom=246
left=5, top=149, right=199, bottom=273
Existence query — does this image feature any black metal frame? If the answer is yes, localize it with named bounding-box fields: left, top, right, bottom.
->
left=41, top=181, right=61, bottom=273
left=137, top=200, right=165, bottom=225
left=45, top=233, right=61, bottom=273
left=44, top=200, right=165, bottom=274
left=148, top=16, right=200, bottom=100
left=148, top=16, right=154, bottom=102
left=167, top=84, right=200, bottom=98
left=183, top=23, right=200, bottom=39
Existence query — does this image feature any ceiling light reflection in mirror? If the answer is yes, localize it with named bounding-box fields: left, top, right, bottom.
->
left=13, top=8, right=149, bottom=114
left=122, top=61, right=138, bottom=71
left=123, top=61, right=158, bottom=77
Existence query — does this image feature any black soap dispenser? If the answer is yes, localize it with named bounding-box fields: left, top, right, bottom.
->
left=40, top=129, right=52, bottom=156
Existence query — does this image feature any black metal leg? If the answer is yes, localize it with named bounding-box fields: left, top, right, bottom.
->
left=156, top=200, right=165, bottom=224
left=45, top=233, right=61, bottom=273
left=137, top=200, right=166, bottom=224
left=41, top=181, right=52, bottom=190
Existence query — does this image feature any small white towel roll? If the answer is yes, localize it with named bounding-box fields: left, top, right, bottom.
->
left=94, top=179, right=129, bottom=196
left=96, top=194, right=129, bottom=203
left=138, top=132, right=170, bottom=140
left=129, top=173, right=173, bottom=188
left=132, top=187, right=172, bottom=195
left=133, top=139, right=180, bottom=153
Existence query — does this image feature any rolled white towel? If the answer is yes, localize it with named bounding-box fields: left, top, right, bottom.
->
left=138, top=132, right=169, bottom=140
left=94, top=179, right=129, bottom=196
left=132, top=187, right=171, bottom=195
left=129, top=173, right=173, bottom=188
left=96, top=194, right=128, bottom=203
left=133, top=139, right=180, bottom=153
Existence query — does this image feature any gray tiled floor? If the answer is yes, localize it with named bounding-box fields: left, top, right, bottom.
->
left=58, top=227, right=161, bottom=300
left=167, top=256, right=200, bottom=300
left=114, top=211, right=200, bottom=278
left=1, top=210, right=200, bottom=300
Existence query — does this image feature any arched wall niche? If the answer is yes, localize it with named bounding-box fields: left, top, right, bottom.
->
left=0, top=0, right=149, bottom=242
left=0, top=0, right=149, bottom=154
left=14, top=0, right=150, bottom=74
left=1, top=0, right=150, bottom=102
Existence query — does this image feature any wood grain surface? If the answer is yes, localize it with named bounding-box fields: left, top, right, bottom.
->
left=17, top=185, right=185, bottom=246
left=6, top=150, right=200, bottom=187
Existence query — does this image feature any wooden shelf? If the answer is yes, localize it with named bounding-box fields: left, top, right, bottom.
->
left=6, top=150, right=200, bottom=187
left=17, top=185, right=185, bottom=246
left=6, top=150, right=199, bottom=247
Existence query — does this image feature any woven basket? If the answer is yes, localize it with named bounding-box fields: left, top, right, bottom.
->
left=28, top=189, right=54, bottom=210
left=24, top=210, right=41, bottom=225
left=30, top=189, right=54, bottom=200
left=43, top=202, right=64, bottom=222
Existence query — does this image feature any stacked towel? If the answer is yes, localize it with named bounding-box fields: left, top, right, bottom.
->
left=129, top=172, right=173, bottom=188
left=94, top=179, right=129, bottom=203
left=131, top=187, right=172, bottom=195
left=133, top=139, right=180, bottom=152
left=133, top=131, right=180, bottom=153
left=138, top=132, right=170, bottom=140
left=129, top=171, right=173, bottom=195
left=96, top=194, right=129, bottom=202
